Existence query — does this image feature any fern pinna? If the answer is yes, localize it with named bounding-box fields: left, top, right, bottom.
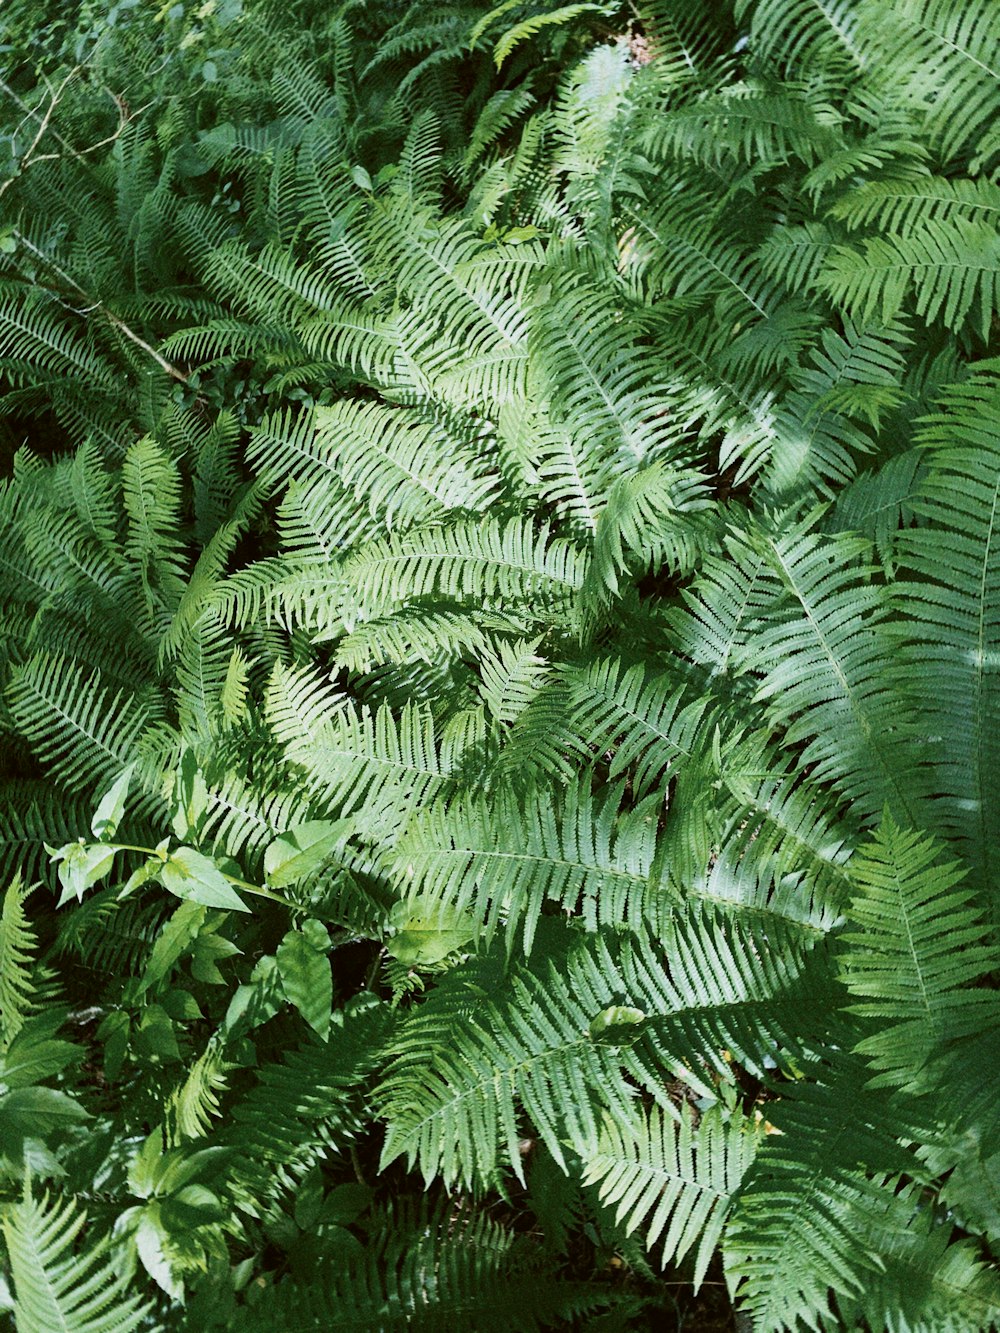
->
left=0, top=0, right=998, bottom=1328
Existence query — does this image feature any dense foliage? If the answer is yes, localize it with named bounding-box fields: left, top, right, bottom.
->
left=1, top=0, right=999, bottom=1327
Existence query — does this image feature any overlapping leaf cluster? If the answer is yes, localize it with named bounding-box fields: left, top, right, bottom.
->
left=1, top=0, right=999, bottom=1328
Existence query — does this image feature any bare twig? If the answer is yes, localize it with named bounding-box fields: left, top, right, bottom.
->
left=28, top=100, right=153, bottom=166
left=0, top=71, right=89, bottom=168
left=364, top=947, right=385, bottom=993
left=101, top=306, right=191, bottom=384
left=11, top=229, right=190, bottom=384
left=0, top=70, right=78, bottom=204
left=0, top=73, right=149, bottom=197
left=349, top=1146, right=368, bottom=1186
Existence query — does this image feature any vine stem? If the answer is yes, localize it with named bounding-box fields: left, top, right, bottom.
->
left=108, top=843, right=301, bottom=911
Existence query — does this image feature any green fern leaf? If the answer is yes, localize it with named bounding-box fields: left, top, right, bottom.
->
left=862, top=0, right=1000, bottom=166
left=391, top=779, right=657, bottom=951
left=845, top=1196, right=1000, bottom=1333
left=503, top=655, right=707, bottom=793
left=725, top=1051, right=921, bottom=1333
left=737, top=520, right=932, bottom=827
left=379, top=916, right=826, bottom=1188
left=820, top=218, right=1000, bottom=339
left=735, top=0, right=865, bottom=76
left=338, top=517, right=585, bottom=621
left=895, top=368, right=1000, bottom=896
left=240, top=1198, right=607, bottom=1330
left=582, top=1104, right=758, bottom=1288
left=0, top=876, right=35, bottom=1048
left=837, top=814, right=999, bottom=1088
left=829, top=174, right=1000, bottom=234
left=6, top=652, right=159, bottom=796
left=267, top=665, right=452, bottom=829
left=220, top=994, right=392, bottom=1211
left=491, top=5, right=608, bottom=69
left=3, top=1188, right=149, bottom=1333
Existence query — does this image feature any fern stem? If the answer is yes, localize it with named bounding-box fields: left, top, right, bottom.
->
left=109, top=844, right=301, bottom=911
left=225, top=876, right=303, bottom=912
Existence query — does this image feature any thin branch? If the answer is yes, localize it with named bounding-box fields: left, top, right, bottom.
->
left=12, top=229, right=190, bottom=384
left=350, top=1146, right=369, bottom=1186
left=0, top=74, right=189, bottom=386
left=1, top=74, right=148, bottom=203
left=101, top=307, right=191, bottom=384
left=0, top=71, right=78, bottom=204
left=0, top=71, right=89, bottom=167
left=364, top=946, right=385, bottom=993
left=28, top=101, right=154, bottom=166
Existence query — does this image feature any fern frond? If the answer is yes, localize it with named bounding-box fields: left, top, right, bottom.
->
left=331, top=608, right=494, bottom=673
left=201, top=764, right=314, bottom=863
left=462, top=86, right=538, bottom=179
left=391, top=778, right=657, bottom=951
left=275, top=478, right=379, bottom=595
left=267, top=665, right=452, bottom=828
left=758, top=221, right=836, bottom=295
left=490, top=4, right=607, bottom=69
left=679, top=728, right=856, bottom=929
left=174, top=614, right=238, bottom=747
left=0, top=782, right=94, bottom=889
left=582, top=464, right=714, bottom=607
left=820, top=218, right=1000, bottom=340
left=645, top=84, right=841, bottom=170
left=477, top=634, right=550, bottom=724
left=735, top=0, right=866, bottom=78
left=534, top=424, right=608, bottom=532
left=122, top=437, right=187, bottom=633
left=203, top=240, right=341, bottom=323
left=667, top=523, right=774, bottom=688
left=748, top=321, right=910, bottom=495
left=837, top=814, right=999, bottom=1088
left=826, top=448, right=923, bottom=576
left=160, top=491, right=264, bottom=665
left=738, top=522, right=932, bottom=828
left=830, top=173, right=1000, bottom=234
left=240, top=1197, right=605, bottom=1331
left=0, top=294, right=118, bottom=391
left=503, top=655, right=707, bottom=793
left=895, top=368, right=1000, bottom=896
left=582, top=1104, right=758, bottom=1287
left=367, top=208, right=530, bottom=391
left=625, top=188, right=775, bottom=326
left=300, top=303, right=407, bottom=385
left=378, top=916, right=827, bottom=1188
left=862, top=0, right=1000, bottom=166
left=789, top=319, right=909, bottom=431
left=220, top=994, right=392, bottom=1210
left=0, top=876, right=35, bottom=1048
left=548, top=41, right=637, bottom=228
left=6, top=652, right=159, bottom=796
left=338, top=518, right=585, bottom=622
left=164, top=1043, right=230, bottom=1143
left=251, top=400, right=499, bottom=527
left=3, top=1187, right=149, bottom=1333
left=844, top=1196, right=1000, bottom=1333
left=725, top=1052, right=922, bottom=1333
left=58, top=891, right=171, bottom=982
